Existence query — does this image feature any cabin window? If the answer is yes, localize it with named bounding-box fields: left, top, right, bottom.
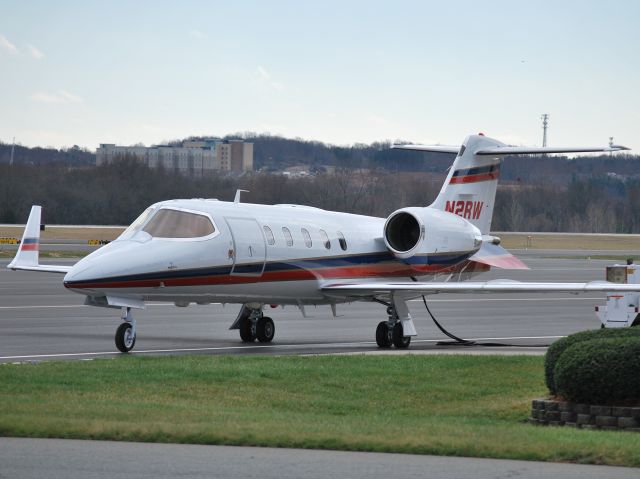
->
left=263, top=225, right=275, bottom=245
left=143, top=208, right=215, bottom=238
left=282, top=227, right=293, bottom=246
left=319, top=229, right=331, bottom=249
left=337, top=231, right=347, bottom=251
left=301, top=228, right=312, bottom=248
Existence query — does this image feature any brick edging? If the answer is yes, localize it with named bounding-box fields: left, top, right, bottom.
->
left=531, top=398, right=640, bottom=431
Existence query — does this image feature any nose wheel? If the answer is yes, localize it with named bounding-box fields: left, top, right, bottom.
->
left=115, top=307, right=136, bottom=353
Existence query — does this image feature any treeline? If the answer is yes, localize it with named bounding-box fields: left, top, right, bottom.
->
left=194, top=133, right=640, bottom=183
left=0, top=142, right=94, bottom=166
left=493, top=177, right=640, bottom=233
left=4, top=135, right=640, bottom=186
left=0, top=159, right=440, bottom=225
left=2, top=159, right=640, bottom=233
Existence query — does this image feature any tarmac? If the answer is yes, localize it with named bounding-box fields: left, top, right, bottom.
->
left=1, top=438, right=638, bottom=479
left=2, top=251, right=638, bottom=478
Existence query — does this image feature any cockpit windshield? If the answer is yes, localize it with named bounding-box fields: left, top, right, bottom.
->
left=142, top=208, right=215, bottom=238
left=117, top=207, right=156, bottom=241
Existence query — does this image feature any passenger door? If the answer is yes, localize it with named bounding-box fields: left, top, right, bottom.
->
left=225, top=217, right=266, bottom=276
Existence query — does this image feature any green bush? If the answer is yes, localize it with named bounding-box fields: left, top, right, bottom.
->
left=544, top=327, right=640, bottom=395
left=554, top=337, right=640, bottom=404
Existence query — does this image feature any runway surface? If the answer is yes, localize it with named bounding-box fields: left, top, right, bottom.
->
left=2, top=438, right=638, bottom=479
left=2, top=253, right=638, bottom=478
left=0, top=254, right=620, bottom=362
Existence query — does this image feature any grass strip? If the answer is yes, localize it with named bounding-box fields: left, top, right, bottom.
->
left=0, top=250, right=89, bottom=259
left=499, top=233, right=640, bottom=251
left=546, top=255, right=640, bottom=261
left=1, top=355, right=639, bottom=466
left=0, top=226, right=123, bottom=241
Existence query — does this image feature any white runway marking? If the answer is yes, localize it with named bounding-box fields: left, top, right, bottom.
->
left=415, top=297, right=600, bottom=302
left=0, top=302, right=179, bottom=310
left=518, top=268, right=604, bottom=271
left=0, top=335, right=562, bottom=361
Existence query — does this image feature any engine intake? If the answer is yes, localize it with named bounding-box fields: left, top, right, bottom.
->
left=384, top=207, right=481, bottom=260
left=385, top=211, right=423, bottom=254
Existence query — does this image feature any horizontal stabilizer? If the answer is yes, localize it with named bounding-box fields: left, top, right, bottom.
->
left=476, top=145, right=630, bottom=156
left=469, top=243, right=528, bottom=270
left=393, top=142, right=630, bottom=157
left=391, top=144, right=460, bottom=154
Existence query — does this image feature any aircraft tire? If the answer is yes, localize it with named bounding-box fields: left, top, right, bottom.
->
left=256, top=316, right=275, bottom=343
left=115, top=322, right=136, bottom=353
left=239, top=317, right=255, bottom=342
left=392, top=323, right=411, bottom=349
left=375, top=321, right=392, bottom=348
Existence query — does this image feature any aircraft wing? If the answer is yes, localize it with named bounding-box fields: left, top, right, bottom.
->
left=8, top=264, right=72, bottom=274
left=7, top=205, right=74, bottom=275
left=322, top=280, right=640, bottom=297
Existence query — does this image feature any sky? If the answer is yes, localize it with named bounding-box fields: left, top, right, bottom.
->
left=0, top=0, right=639, bottom=151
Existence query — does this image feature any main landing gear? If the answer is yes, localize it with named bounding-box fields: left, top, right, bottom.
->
left=237, top=306, right=275, bottom=343
left=375, top=297, right=415, bottom=349
left=115, top=307, right=136, bottom=353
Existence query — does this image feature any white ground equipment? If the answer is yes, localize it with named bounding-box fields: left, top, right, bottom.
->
left=596, top=261, right=640, bottom=328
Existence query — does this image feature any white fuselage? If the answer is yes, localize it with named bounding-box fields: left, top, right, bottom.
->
left=63, top=199, right=487, bottom=306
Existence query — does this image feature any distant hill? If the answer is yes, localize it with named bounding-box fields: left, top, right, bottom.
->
left=175, top=133, right=455, bottom=173
left=193, top=133, right=640, bottom=185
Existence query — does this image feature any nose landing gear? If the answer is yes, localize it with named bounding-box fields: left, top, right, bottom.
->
left=115, top=307, right=136, bottom=353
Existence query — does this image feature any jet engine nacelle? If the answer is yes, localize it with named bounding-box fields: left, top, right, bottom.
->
left=383, top=207, right=482, bottom=260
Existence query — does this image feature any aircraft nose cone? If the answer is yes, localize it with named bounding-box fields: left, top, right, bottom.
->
left=63, top=241, right=130, bottom=287
left=64, top=259, right=104, bottom=287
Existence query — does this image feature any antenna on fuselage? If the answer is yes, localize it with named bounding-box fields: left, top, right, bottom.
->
left=234, top=189, right=249, bottom=203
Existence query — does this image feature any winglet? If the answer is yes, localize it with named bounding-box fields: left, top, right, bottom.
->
left=8, top=205, right=42, bottom=269
left=7, top=205, right=72, bottom=274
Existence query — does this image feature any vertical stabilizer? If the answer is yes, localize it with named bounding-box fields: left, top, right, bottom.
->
left=430, top=134, right=504, bottom=234
left=394, top=134, right=630, bottom=235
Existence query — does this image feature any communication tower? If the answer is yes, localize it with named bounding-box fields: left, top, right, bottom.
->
left=541, top=114, right=549, bottom=147
left=10, top=137, right=15, bottom=166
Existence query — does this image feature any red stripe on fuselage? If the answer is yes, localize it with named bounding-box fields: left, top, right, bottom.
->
left=65, top=261, right=488, bottom=291
left=20, top=244, right=39, bottom=251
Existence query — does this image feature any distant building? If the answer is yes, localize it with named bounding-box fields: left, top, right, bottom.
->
left=96, top=138, right=253, bottom=176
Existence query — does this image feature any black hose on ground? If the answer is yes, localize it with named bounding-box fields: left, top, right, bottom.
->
left=410, top=278, right=546, bottom=347
left=420, top=294, right=477, bottom=346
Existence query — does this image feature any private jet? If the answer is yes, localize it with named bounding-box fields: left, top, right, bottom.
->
left=8, top=133, right=635, bottom=352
